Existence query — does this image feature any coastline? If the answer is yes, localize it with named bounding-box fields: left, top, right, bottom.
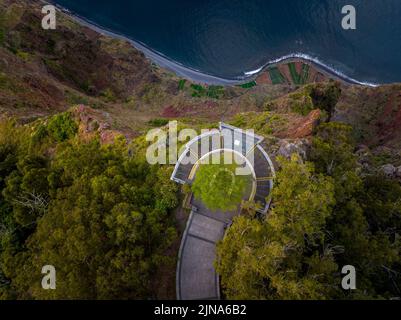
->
left=51, top=2, right=378, bottom=87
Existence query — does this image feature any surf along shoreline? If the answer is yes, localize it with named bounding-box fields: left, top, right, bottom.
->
left=49, top=1, right=377, bottom=87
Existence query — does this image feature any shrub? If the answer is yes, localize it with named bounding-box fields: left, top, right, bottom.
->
left=288, top=88, right=314, bottom=115
left=190, top=84, right=224, bottom=99
left=147, top=118, right=169, bottom=127
left=239, top=81, right=257, bottom=89
left=100, top=88, right=116, bottom=102
left=192, top=158, right=251, bottom=211
left=310, top=81, right=341, bottom=118
left=178, top=79, right=186, bottom=90
left=47, top=113, right=78, bottom=142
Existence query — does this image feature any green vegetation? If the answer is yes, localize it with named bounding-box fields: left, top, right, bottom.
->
left=302, top=64, right=310, bottom=81
left=288, top=63, right=310, bottom=85
left=29, top=112, right=78, bottom=145
left=239, top=81, right=257, bottom=89
left=147, top=118, right=169, bottom=127
left=100, top=88, right=117, bottom=103
left=46, top=112, right=78, bottom=142
left=16, top=50, right=30, bottom=62
left=0, top=118, right=179, bottom=299
left=0, top=28, right=4, bottom=46
left=288, top=88, right=314, bottom=115
left=1, top=0, right=400, bottom=302
left=0, top=3, right=24, bottom=48
left=0, top=72, right=11, bottom=90
left=268, top=67, right=286, bottom=85
left=141, top=84, right=166, bottom=105
left=288, top=82, right=341, bottom=116
left=192, top=158, right=250, bottom=211
left=309, top=81, right=341, bottom=119
left=178, top=79, right=186, bottom=90
left=190, top=84, right=206, bottom=97
left=217, top=122, right=401, bottom=299
left=190, top=84, right=224, bottom=99
left=64, top=91, right=105, bottom=110
left=230, top=111, right=286, bottom=136
left=64, top=90, right=89, bottom=106
left=0, top=11, right=5, bottom=46
left=217, top=154, right=337, bottom=299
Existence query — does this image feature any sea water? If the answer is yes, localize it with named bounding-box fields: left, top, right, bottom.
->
left=53, top=0, right=401, bottom=84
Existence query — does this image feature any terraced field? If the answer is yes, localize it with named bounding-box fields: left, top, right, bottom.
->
left=255, top=62, right=328, bottom=86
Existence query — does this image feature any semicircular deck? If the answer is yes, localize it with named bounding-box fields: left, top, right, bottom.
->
left=172, top=123, right=275, bottom=300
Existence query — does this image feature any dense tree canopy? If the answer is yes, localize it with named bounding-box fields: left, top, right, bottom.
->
left=217, top=122, right=401, bottom=300
left=312, top=123, right=401, bottom=298
left=0, top=116, right=179, bottom=299
left=216, top=154, right=338, bottom=299
left=1, top=115, right=400, bottom=300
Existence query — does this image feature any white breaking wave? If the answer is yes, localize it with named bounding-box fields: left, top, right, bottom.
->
left=244, top=66, right=264, bottom=76
left=243, top=53, right=379, bottom=87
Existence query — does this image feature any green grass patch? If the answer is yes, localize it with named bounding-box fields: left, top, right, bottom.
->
left=16, top=50, right=30, bottom=61
left=192, top=155, right=252, bottom=211
left=288, top=88, right=314, bottom=116
left=65, top=90, right=90, bottom=106
left=100, top=88, right=116, bottom=102
left=288, top=63, right=310, bottom=85
left=207, top=85, right=224, bottom=99
left=0, top=72, right=21, bottom=94
left=301, top=64, right=310, bottom=83
left=178, top=79, right=186, bottom=90
left=239, top=81, right=257, bottom=89
left=288, top=63, right=301, bottom=85
left=190, top=84, right=224, bottom=99
left=147, top=118, right=169, bottom=127
left=190, top=84, right=206, bottom=97
left=268, top=67, right=286, bottom=85
left=230, top=111, right=287, bottom=136
left=0, top=72, right=10, bottom=89
left=141, top=84, right=165, bottom=105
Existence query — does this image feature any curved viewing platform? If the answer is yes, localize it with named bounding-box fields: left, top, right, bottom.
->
left=171, top=123, right=275, bottom=300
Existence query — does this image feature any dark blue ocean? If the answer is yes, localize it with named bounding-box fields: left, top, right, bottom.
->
left=53, top=0, right=401, bottom=84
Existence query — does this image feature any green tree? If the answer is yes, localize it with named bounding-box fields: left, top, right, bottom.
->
left=310, top=81, right=341, bottom=119
left=46, top=112, right=78, bottom=142
left=216, top=155, right=338, bottom=299
left=311, top=122, right=401, bottom=299
left=0, top=121, right=179, bottom=299
left=192, top=160, right=250, bottom=211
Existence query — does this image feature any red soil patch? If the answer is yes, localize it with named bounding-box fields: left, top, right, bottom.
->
left=308, top=68, right=318, bottom=82
left=287, top=109, right=321, bottom=139
left=256, top=72, right=272, bottom=85
left=161, top=105, right=181, bottom=118
left=73, top=105, right=123, bottom=144
left=161, top=101, right=220, bottom=119
left=294, top=61, right=303, bottom=74
left=375, top=92, right=401, bottom=145
left=277, top=64, right=291, bottom=85
left=313, top=72, right=327, bottom=82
